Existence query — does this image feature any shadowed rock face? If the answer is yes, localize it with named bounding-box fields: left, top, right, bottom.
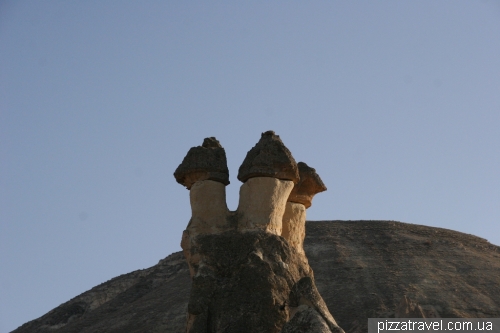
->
left=12, top=221, right=500, bottom=333
left=187, top=231, right=308, bottom=333
left=237, top=131, right=299, bottom=184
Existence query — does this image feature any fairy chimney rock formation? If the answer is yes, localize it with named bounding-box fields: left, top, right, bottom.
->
left=175, top=131, right=344, bottom=333
left=236, top=131, right=300, bottom=235
left=282, top=162, right=327, bottom=256
left=175, top=137, right=230, bottom=277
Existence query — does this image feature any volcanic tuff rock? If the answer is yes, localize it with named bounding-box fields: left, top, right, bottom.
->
left=182, top=227, right=340, bottom=333
left=237, top=131, right=299, bottom=184
left=395, top=295, right=426, bottom=318
left=288, top=162, right=327, bottom=209
left=13, top=221, right=500, bottom=333
left=282, top=162, right=326, bottom=257
left=174, top=137, right=229, bottom=190
left=13, top=133, right=500, bottom=332
left=178, top=132, right=342, bottom=332
left=281, top=305, right=333, bottom=333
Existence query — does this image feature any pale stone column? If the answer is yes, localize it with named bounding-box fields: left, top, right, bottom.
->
left=189, top=180, right=228, bottom=235
left=282, top=162, right=327, bottom=255
left=236, top=131, right=299, bottom=235
left=282, top=201, right=307, bottom=255
left=174, top=137, right=230, bottom=278
left=237, top=177, right=294, bottom=234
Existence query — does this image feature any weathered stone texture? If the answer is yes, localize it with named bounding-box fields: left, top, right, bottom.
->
left=288, top=277, right=343, bottom=333
left=174, top=137, right=229, bottom=190
left=186, top=230, right=309, bottom=333
left=182, top=229, right=344, bottom=333
left=12, top=221, right=500, bottom=333
left=282, top=202, right=307, bottom=256
left=237, top=177, right=294, bottom=235
left=288, top=162, right=327, bottom=208
left=14, top=132, right=500, bottom=333
left=238, top=131, right=299, bottom=184
left=395, top=295, right=426, bottom=318
left=188, top=180, right=228, bottom=236
left=281, top=306, right=332, bottom=333
left=282, top=162, right=326, bottom=259
left=178, top=132, right=340, bottom=332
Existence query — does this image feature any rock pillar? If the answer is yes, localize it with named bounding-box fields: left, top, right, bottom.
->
left=174, top=137, right=230, bottom=277
left=236, top=131, right=299, bottom=234
left=237, top=177, right=294, bottom=234
left=282, top=202, right=307, bottom=254
left=175, top=132, right=344, bottom=333
left=189, top=180, right=228, bottom=235
left=282, top=162, right=327, bottom=256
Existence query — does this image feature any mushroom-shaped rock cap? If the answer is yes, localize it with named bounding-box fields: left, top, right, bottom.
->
left=237, top=131, right=299, bottom=183
left=174, top=137, right=229, bottom=189
left=288, top=162, right=327, bottom=208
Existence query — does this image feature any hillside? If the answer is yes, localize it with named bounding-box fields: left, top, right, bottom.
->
left=12, top=221, right=500, bottom=333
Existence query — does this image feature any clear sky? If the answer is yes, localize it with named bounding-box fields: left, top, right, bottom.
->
left=1, top=1, right=499, bottom=332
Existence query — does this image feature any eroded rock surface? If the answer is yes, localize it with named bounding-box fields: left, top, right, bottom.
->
left=237, top=131, right=299, bottom=184
left=13, top=133, right=500, bottom=333
left=282, top=202, right=307, bottom=256
left=288, top=162, right=327, bottom=208
left=178, top=132, right=340, bottom=332
left=282, top=162, right=327, bottom=257
left=174, top=137, right=229, bottom=190
left=12, top=252, right=191, bottom=333
left=187, top=231, right=309, bottom=333
left=237, top=177, right=294, bottom=235
left=395, top=295, right=426, bottom=318
left=12, top=221, right=500, bottom=333
left=281, top=306, right=333, bottom=333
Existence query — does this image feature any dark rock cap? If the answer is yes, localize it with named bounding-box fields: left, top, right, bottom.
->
left=237, top=131, right=299, bottom=183
left=174, top=137, right=229, bottom=189
left=288, top=162, right=327, bottom=208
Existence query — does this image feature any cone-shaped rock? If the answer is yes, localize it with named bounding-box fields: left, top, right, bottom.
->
left=174, top=137, right=229, bottom=189
left=237, top=131, right=299, bottom=183
left=288, top=162, right=327, bottom=208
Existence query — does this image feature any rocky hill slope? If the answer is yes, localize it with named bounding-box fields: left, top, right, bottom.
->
left=12, top=221, right=500, bottom=333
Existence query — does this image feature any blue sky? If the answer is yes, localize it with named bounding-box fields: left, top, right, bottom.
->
left=1, top=1, right=499, bottom=331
